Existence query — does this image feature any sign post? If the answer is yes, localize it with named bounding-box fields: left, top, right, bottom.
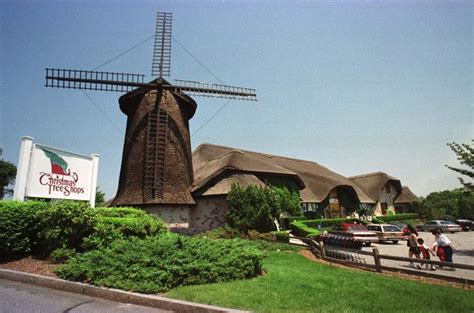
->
left=12, top=137, right=100, bottom=207
left=13, top=136, right=34, bottom=202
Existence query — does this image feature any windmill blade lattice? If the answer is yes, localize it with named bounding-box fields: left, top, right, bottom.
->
left=172, top=79, right=257, bottom=101
left=151, top=12, right=172, bottom=78
left=45, top=68, right=149, bottom=92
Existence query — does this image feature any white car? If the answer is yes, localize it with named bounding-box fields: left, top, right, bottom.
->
left=417, top=220, right=462, bottom=233
left=367, top=224, right=404, bottom=244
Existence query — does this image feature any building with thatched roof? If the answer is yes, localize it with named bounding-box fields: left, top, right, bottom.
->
left=394, top=186, right=418, bottom=213
left=190, top=143, right=374, bottom=232
left=349, top=172, right=402, bottom=216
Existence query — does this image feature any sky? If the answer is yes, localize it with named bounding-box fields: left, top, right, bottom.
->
left=1, top=0, right=472, bottom=200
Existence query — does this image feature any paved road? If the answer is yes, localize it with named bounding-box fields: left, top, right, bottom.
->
left=0, top=279, right=173, bottom=313
left=360, top=230, right=474, bottom=280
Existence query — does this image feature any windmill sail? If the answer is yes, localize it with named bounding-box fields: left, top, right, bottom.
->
left=172, top=79, right=257, bottom=101
left=151, top=12, right=172, bottom=78
left=45, top=68, right=150, bottom=92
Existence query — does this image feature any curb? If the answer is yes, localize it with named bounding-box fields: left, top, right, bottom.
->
left=0, top=269, right=251, bottom=313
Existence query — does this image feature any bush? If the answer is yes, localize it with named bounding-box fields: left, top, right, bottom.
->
left=290, top=220, right=320, bottom=238
left=271, top=231, right=290, bottom=243
left=226, top=184, right=277, bottom=232
left=370, top=217, right=385, bottom=224
left=0, top=200, right=48, bottom=256
left=84, top=207, right=166, bottom=248
left=81, top=207, right=167, bottom=250
left=49, top=247, right=76, bottom=264
left=35, top=201, right=98, bottom=255
left=0, top=201, right=169, bottom=257
left=376, top=213, right=419, bottom=223
left=55, top=234, right=264, bottom=293
left=301, top=217, right=361, bottom=228
left=226, top=183, right=302, bottom=233
left=198, top=226, right=242, bottom=240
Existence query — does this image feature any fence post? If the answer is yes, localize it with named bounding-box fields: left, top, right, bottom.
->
left=320, top=241, right=326, bottom=259
left=373, top=248, right=382, bottom=273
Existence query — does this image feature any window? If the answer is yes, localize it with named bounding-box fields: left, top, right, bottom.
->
left=383, top=225, right=401, bottom=232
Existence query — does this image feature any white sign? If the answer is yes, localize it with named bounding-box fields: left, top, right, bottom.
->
left=13, top=137, right=99, bottom=207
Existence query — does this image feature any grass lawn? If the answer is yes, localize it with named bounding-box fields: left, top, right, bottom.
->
left=167, top=251, right=474, bottom=313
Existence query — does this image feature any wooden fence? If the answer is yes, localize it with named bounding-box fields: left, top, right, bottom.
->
left=291, top=236, right=474, bottom=285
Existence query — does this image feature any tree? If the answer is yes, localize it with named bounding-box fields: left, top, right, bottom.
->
left=95, top=187, right=106, bottom=207
left=0, top=159, right=17, bottom=199
left=226, top=183, right=301, bottom=233
left=414, top=188, right=474, bottom=220
left=446, top=140, right=474, bottom=190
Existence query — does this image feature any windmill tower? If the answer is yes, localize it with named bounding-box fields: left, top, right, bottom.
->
left=45, top=12, right=256, bottom=228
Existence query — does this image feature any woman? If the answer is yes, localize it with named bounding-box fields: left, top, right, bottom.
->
left=431, top=228, right=456, bottom=269
left=406, top=224, right=421, bottom=268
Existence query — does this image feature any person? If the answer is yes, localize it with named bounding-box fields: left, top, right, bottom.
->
left=431, top=228, right=456, bottom=270
left=417, top=238, right=435, bottom=270
left=406, top=224, right=421, bottom=268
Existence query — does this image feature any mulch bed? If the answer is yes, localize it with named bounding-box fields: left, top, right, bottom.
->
left=298, top=250, right=472, bottom=290
left=0, top=256, right=58, bottom=277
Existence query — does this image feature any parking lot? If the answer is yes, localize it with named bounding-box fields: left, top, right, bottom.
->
left=361, top=230, right=474, bottom=280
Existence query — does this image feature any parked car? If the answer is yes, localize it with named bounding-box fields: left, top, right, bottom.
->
left=366, top=224, right=404, bottom=244
left=329, top=223, right=379, bottom=246
left=455, top=219, right=473, bottom=231
left=416, top=220, right=462, bottom=233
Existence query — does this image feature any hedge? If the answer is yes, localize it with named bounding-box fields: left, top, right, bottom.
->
left=0, top=201, right=48, bottom=256
left=290, top=220, right=320, bottom=238
left=376, top=213, right=419, bottom=223
left=81, top=207, right=168, bottom=250
left=301, top=217, right=362, bottom=228
left=0, top=200, right=167, bottom=257
left=271, top=231, right=290, bottom=243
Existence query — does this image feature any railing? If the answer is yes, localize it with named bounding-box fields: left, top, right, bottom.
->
left=290, top=236, right=474, bottom=285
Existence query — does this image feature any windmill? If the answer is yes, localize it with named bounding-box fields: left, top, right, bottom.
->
left=45, top=12, right=256, bottom=214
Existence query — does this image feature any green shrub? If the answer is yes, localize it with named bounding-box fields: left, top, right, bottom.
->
left=49, top=247, right=76, bottom=264
left=271, top=231, right=290, bottom=243
left=226, top=184, right=277, bottom=232
left=0, top=200, right=48, bottom=256
left=81, top=207, right=167, bottom=250
left=376, top=213, right=419, bottom=223
left=95, top=207, right=167, bottom=237
left=370, top=217, right=385, bottom=224
left=290, top=220, right=320, bottom=238
left=301, top=217, right=361, bottom=228
left=55, top=234, right=264, bottom=293
left=35, top=201, right=98, bottom=255
left=226, top=183, right=302, bottom=233
left=198, top=226, right=242, bottom=239
left=81, top=222, right=124, bottom=251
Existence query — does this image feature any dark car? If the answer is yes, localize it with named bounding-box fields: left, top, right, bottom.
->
left=455, top=219, right=472, bottom=231
left=329, top=223, right=379, bottom=246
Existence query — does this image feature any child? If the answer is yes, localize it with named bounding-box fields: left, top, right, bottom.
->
left=417, top=238, right=436, bottom=270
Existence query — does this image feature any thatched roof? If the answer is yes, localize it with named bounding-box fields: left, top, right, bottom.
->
left=192, top=143, right=373, bottom=203
left=395, top=186, right=418, bottom=203
left=198, top=173, right=266, bottom=196
left=349, top=172, right=402, bottom=203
